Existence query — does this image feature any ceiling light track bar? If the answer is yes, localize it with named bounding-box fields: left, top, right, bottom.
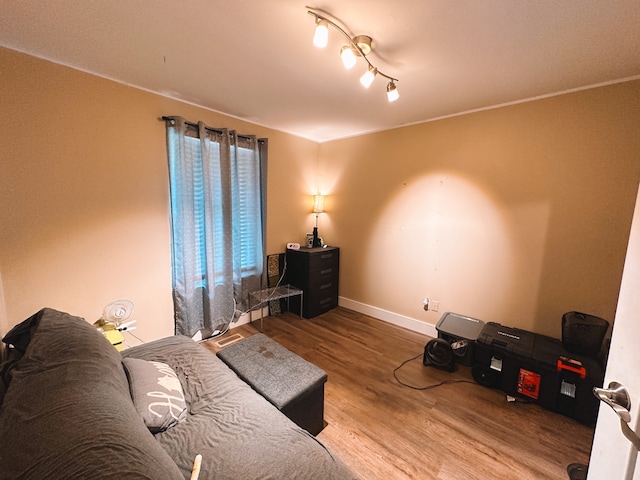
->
left=306, top=7, right=400, bottom=101
left=306, top=9, right=398, bottom=83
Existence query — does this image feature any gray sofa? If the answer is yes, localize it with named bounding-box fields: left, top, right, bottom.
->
left=0, top=308, right=356, bottom=479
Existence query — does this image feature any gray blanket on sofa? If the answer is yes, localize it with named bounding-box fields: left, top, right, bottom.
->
left=123, top=335, right=354, bottom=479
left=0, top=308, right=356, bottom=480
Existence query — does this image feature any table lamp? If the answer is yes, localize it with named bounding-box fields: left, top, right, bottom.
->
left=312, top=194, right=325, bottom=247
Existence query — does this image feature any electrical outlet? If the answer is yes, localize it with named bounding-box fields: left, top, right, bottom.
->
left=431, top=300, right=439, bottom=312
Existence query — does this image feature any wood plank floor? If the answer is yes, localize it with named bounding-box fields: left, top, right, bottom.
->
left=203, top=307, right=594, bottom=480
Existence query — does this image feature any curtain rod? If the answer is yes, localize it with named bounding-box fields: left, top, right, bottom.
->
left=161, top=116, right=265, bottom=143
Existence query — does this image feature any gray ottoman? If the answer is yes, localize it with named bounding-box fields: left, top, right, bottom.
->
left=216, top=333, right=327, bottom=435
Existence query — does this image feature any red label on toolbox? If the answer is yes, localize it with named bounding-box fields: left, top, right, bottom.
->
left=517, top=369, right=541, bottom=399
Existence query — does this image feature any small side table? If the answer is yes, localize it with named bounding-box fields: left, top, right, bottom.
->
left=249, top=284, right=303, bottom=331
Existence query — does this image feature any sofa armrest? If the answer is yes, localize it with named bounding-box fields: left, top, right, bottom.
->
left=0, top=308, right=183, bottom=479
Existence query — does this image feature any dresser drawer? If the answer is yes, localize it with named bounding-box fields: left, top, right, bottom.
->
left=307, top=249, right=339, bottom=272
left=305, top=291, right=339, bottom=316
left=307, top=268, right=337, bottom=289
left=289, top=283, right=338, bottom=318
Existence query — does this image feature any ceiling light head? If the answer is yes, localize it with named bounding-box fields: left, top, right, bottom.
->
left=352, top=35, right=372, bottom=56
left=386, top=81, right=399, bottom=102
left=340, top=45, right=357, bottom=69
left=360, top=66, right=377, bottom=89
left=313, top=18, right=329, bottom=48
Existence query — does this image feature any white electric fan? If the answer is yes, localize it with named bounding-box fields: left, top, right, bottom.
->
left=98, top=299, right=136, bottom=332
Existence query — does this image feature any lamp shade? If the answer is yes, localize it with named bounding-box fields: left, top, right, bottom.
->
left=386, top=81, right=399, bottom=102
left=340, top=45, right=357, bottom=69
left=313, top=20, right=329, bottom=48
left=360, top=66, right=377, bottom=88
left=313, top=194, right=325, bottom=214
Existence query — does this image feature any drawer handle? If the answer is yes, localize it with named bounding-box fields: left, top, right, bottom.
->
left=320, top=253, right=333, bottom=259
left=320, top=268, right=333, bottom=275
left=319, top=298, right=333, bottom=305
left=320, top=283, right=333, bottom=290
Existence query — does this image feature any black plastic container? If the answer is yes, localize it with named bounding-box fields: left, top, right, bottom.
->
left=474, top=322, right=536, bottom=394
left=562, top=311, right=609, bottom=358
left=519, top=334, right=570, bottom=412
left=473, top=321, right=605, bottom=425
left=554, top=343, right=604, bottom=425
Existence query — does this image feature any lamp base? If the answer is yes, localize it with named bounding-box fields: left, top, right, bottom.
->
left=312, top=227, right=322, bottom=247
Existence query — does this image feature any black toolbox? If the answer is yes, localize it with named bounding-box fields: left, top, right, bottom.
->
left=509, top=333, right=566, bottom=412
left=473, top=322, right=536, bottom=395
left=551, top=338, right=604, bottom=425
left=473, top=322, right=605, bottom=425
left=435, top=312, right=485, bottom=366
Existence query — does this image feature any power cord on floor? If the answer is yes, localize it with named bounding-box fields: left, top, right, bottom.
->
left=393, top=353, right=477, bottom=390
left=393, top=352, right=534, bottom=404
left=198, top=254, right=290, bottom=342
left=196, top=297, right=238, bottom=342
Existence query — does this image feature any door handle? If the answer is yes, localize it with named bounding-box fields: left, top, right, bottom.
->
left=594, top=381, right=640, bottom=450
left=594, top=381, right=632, bottom=423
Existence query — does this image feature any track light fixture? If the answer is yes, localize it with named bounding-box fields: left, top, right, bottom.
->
left=307, top=7, right=399, bottom=102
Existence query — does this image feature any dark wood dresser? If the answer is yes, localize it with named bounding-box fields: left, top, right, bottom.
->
left=285, top=246, right=339, bottom=318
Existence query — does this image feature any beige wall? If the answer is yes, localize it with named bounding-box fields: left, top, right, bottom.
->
left=320, top=80, right=640, bottom=337
left=1, top=45, right=639, bottom=342
left=0, top=47, right=317, bottom=341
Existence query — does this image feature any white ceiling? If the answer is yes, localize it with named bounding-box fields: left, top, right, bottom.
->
left=1, top=0, right=639, bottom=142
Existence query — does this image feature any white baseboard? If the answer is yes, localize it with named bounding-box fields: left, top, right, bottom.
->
left=231, top=300, right=438, bottom=339
left=338, top=296, right=437, bottom=338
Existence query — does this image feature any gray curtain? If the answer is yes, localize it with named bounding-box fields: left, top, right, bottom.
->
left=165, top=116, right=267, bottom=337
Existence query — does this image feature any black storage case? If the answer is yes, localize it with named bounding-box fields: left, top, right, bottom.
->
left=435, top=312, right=485, bottom=366
left=531, top=334, right=604, bottom=425
left=473, top=321, right=605, bottom=425
left=553, top=344, right=604, bottom=425
left=512, top=334, right=566, bottom=412
left=474, top=322, right=537, bottom=398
